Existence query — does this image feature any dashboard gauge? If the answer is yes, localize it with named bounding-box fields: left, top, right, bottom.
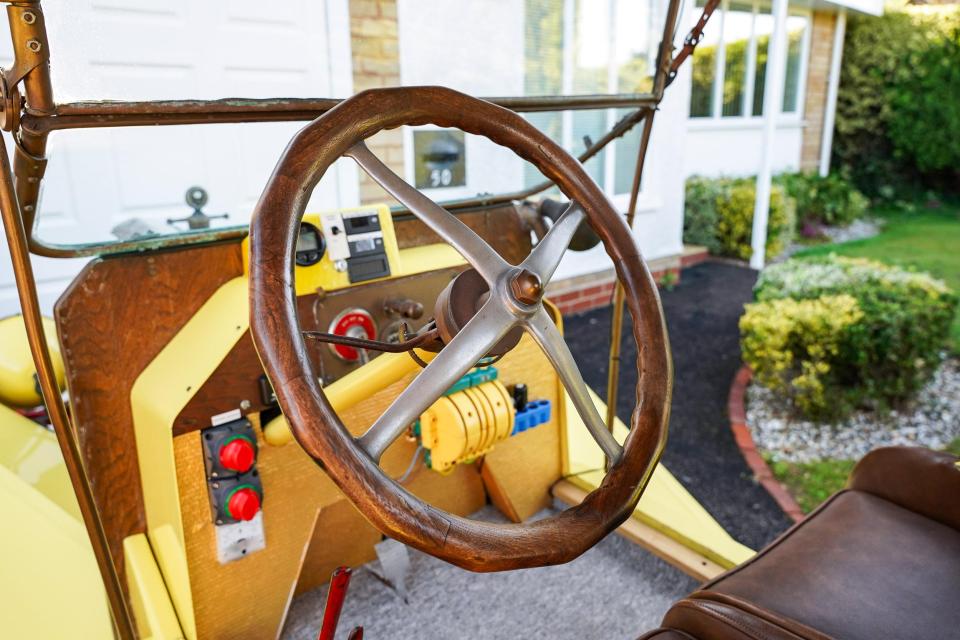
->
left=295, top=223, right=326, bottom=267
left=381, top=320, right=406, bottom=345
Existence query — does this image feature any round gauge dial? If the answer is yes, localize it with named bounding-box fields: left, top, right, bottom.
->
left=295, top=223, right=326, bottom=267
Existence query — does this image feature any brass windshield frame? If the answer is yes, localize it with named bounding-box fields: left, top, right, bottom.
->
left=6, top=0, right=684, bottom=258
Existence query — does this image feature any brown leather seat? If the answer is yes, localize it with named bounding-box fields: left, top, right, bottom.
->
left=644, top=446, right=960, bottom=640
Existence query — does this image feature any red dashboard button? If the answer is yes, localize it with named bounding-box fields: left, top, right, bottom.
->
left=219, top=437, right=256, bottom=473
left=227, top=487, right=261, bottom=521
left=328, top=308, right=376, bottom=361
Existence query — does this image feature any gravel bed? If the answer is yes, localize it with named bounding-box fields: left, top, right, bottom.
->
left=776, top=218, right=882, bottom=262
left=822, top=218, right=883, bottom=244
left=747, top=357, right=960, bottom=463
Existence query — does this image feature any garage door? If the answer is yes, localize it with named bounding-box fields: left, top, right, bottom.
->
left=0, top=0, right=356, bottom=316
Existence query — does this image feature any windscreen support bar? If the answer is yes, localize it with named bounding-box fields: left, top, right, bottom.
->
left=0, top=129, right=137, bottom=640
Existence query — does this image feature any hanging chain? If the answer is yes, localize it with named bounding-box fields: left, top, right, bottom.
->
left=666, top=0, right=722, bottom=88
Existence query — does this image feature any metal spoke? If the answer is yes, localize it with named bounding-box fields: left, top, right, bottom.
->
left=525, top=308, right=622, bottom=463
left=347, top=143, right=509, bottom=284
left=520, top=201, right=585, bottom=284
left=358, top=299, right=515, bottom=462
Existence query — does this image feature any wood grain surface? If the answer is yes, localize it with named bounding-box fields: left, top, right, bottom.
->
left=394, top=204, right=531, bottom=264
left=55, top=241, right=244, bottom=590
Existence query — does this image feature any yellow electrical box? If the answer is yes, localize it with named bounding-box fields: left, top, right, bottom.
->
left=419, top=378, right=515, bottom=473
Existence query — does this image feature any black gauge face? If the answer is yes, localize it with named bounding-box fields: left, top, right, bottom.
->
left=295, top=223, right=326, bottom=267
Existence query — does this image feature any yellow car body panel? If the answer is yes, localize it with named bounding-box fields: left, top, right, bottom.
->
left=0, top=315, right=65, bottom=408
left=0, top=405, right=113, bottom=639
left=564, top=389, right=756, bottom=568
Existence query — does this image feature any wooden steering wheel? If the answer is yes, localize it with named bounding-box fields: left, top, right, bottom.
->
left=248, top=87, right=672, bottom=572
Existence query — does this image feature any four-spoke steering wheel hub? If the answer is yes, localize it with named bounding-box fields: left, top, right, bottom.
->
left=248, top=85, right=672, bottom=573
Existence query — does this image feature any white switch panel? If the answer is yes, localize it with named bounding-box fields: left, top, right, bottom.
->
left=215, top=512, right=266, bottom=563
left=320, top=211, right=350, bottom=261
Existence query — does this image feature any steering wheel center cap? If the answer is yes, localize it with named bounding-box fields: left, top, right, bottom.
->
left=509, top=268, right=543, bottom=306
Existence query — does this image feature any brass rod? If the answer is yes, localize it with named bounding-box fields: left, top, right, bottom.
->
left=20, top=92, right=659, bottom=134
left=653, top=0, right=684, bottom=99
left=603, top=0, right=685, bottom=436
left=605, top=108, right=657, bottom=432
left=7, top=3, right=54, bottom=114
left=0, top=132, right=136, bottom=640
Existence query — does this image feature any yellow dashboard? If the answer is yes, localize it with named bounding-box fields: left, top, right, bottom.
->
left=240, top=204, right=465, bottom=296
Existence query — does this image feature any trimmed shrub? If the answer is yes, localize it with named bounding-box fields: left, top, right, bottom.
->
left=683, top=176, right=795, bottom=261
left=682, top=176, right=722, bottom=254
left=775, top=172, right=869, bottom=230
left=741, top=294, right=863, bottom=417
left=742, top=255, right=958, bottom=419
left=835, top=7, right=960, bottom=197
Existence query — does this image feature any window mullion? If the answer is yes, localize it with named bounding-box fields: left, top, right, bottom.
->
left=605, top=0, right=617, bottom=195
left=791, top=11, right=812, bottom=117
left=712, top=0, right=728, bottom=119
left=744, top=0, right=759, bottom=118
left=561, top=0, right=575, bottom=151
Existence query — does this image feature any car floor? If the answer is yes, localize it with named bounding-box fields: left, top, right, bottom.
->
left=282, top=505, right=697, bottom=640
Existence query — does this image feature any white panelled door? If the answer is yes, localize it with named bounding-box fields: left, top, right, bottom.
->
left=0, top=0, right=356, bottom=316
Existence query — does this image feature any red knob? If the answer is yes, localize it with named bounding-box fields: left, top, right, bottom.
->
left=227, top=487, right=261, bottom=521
left=219, top=437, right=256, bottom=473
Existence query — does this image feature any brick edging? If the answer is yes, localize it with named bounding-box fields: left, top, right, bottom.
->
left=728, top=366, right=805, bottom=523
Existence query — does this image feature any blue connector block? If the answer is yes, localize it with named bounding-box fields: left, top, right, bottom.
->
left=512, top=399, right=551, bottom=435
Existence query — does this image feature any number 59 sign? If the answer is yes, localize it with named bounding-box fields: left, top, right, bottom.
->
left=413, top=130, right=466, bottom=190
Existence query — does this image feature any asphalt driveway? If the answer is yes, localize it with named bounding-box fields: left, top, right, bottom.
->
left=564, top=260, right=792, bottom=549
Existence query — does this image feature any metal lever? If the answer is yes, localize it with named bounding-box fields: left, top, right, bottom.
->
left=384, top=297, right=424, bottom=320
left=318, top=566, right=353, bottom=640
left=303, top=322, right=441, bottom=354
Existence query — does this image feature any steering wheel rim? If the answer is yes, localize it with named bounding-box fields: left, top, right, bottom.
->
left=248, top=86, right=672, bottom=572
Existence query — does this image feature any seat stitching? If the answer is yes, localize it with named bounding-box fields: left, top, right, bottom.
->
left=693, top=593, right=833, bottom=640
left=677, top=599, right=807, bottom=640
left=676, top=600, right=772, bottom=640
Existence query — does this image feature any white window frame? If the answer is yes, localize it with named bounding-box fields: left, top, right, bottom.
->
left=563, top=0, right=662, bottom=209
left=400, top=0, right=662, bottom=213
left=689, top=0, right=811, bottom=125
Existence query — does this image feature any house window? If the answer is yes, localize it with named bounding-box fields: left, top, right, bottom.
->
left=689, top=0, right=809, bottom=120
left=524, top=0, right=663, bottom=198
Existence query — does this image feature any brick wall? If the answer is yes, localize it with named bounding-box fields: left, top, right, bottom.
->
left=799, top=11, right=836, bottom=172
left=349, top=0, right=405, bottom=203
left=545, top=246, right=708, bottom=316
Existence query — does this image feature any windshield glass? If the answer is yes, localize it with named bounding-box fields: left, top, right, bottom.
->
left=27, top=0, right=669, bottom=249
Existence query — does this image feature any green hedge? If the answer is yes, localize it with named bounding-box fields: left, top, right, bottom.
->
left=834, top=8, right=960, bottom=198
left=684, top=176, right=795, bottom=260
left=775, top=172, right=869, bottom=231
left=741, top=255, right=957, bottom=419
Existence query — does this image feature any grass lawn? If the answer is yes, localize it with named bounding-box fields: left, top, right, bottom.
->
left=796, top=203, right=960, bottom=349
left=767, top=458, right=856, bottom=514
left=768, top=204, right=960, bottom=512
left=769, top=438, right=960, bottom=514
